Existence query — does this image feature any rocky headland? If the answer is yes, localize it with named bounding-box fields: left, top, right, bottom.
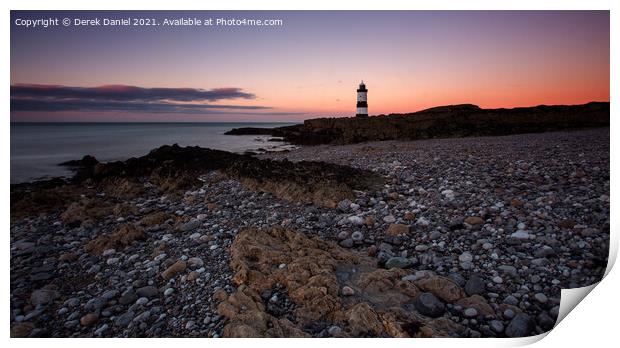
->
left=226, top=102, right=609, bottom=145
left=10, top=124, right=609, bottom=338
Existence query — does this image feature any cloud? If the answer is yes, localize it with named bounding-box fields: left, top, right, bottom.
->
left=10, top=83, right=307, bottom=116
left=10, top=98, right=273, bottom=113
left=11, top=84, right=255, bottom=102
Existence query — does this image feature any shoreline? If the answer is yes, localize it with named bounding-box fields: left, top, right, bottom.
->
left=10, top=128, right=610, bottom=338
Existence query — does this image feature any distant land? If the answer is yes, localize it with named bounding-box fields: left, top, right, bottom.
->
left=225, top=102, right=610, bottom=145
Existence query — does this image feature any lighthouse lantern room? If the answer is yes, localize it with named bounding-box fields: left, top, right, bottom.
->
left=356, top=81, right=368, bottom=117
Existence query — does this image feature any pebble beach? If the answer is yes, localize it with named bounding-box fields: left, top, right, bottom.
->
left=10, top=128, right=610, bottom=338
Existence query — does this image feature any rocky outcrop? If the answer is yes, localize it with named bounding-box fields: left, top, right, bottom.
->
left=11, top=144, right=384, bottom=218
left=218, top=227, right=469, bottom=337
left=232, top=102, right=609, bottom=145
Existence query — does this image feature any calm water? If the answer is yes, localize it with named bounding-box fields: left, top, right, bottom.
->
left=10, top=122, right=297, bottom=184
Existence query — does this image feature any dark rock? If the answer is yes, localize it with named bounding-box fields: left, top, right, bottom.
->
left=537, top=312, right=556, bottom=332
left=414, top=293, right=445, bottom=318
left=119, top=290, right=138, bottom=305
left=464, top=275, right=485, bottom=296
left=266, top=102, right=610, bottom=145
left=136, top=286, right=158, bottom=298
left=505, top=313, right=534, bottom=337
left=385, top=257, right=413, bottom=269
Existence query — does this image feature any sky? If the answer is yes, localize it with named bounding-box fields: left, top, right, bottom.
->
left=10, top=10, right=610, bottom=122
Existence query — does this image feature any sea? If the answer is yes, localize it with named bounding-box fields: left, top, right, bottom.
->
left=10, top=122, right=298, bottom=184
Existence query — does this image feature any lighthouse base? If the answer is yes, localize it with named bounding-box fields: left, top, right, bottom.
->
left=355, top=113, right=368, bottom=117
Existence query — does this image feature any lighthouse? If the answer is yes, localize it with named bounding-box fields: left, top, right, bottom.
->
left=356, top=81, right=368, bottom=117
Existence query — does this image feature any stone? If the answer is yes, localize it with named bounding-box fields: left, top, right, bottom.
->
left=136, top=286, right=158, bottom=298
left=80, top=313, right=99, bottom=326
left=337, top=231, right=349, bottom=240
left=498, top=265, right=518, bottom=277
left=119, top=290, right=138, bottom=305
left=464, top=275, right=485, bottom=296
left=385, top=257, right=413, bottom=269
left=490, top=320, right=504, bottom=333
left=464, top=216, right=484, bottom=225
left=339, top=239, right=354, bottom=248
left=180, top=219, right=201, bottom=232
left=414, top=292, right=445, bottom=318
left=510, top=198, right=524, bottom=207
left=164, top=288, right=175, bottom=296
left=114, top=311, right=134, bottom=327
left=415, top=276, right=465, bottom=303
left=133, top=311, right=151, bottom=322
left=11, top=322, right=35, bottom=337
left=492, top=276, right=503, bottom=284
left=348, top=216, right=364, bottom=226
left=537, top=312, right=555, bottom=331
left=187, top=257, right=204, bottom=268
left=341, top=286, right=354, bottom=296
left=534, top=293, right=548, bottom=303
left=94, top=324, right=109, bottom=336
left=441, top=189, right=455, bottom=200
left=503, top=295, right=519, bottom=306
left=549, top=305, right=560, bottom=319
left=429, top=230, right=442, bottom=240
left=338, top=199, right=352, bottom=212
left=558, top=219, right=576, bottom=229
left=535, top=246, right=556, bottom=258
left=458, top=252, right=473, bottom=263
left=102, top=290, right=119, bottom=300
left=106, top=257, right=120, bottom=265
left=455, top=295, right=494, bottom=316
left=383, top=215, right=396, bottom=223
left=510, top=231, right=530, bottom=240
left=135, top=297, right=149, bottom=306
left=187, top=271, right=200, bottom=281
left=386, top=223, right=409, bottom=236
left=463, top=308, right=478, bottom=318
left=161, top=260, right=187, bottom=280
left=505, top=313, right=534, bottom=337
left=30, top=288, right=58, bottom=306
left=351, top=231, right=364, bottom=242
left=58, top=252, right=78, bottom=262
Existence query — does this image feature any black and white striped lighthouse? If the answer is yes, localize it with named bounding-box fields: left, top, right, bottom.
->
left=356, top=80, right=368, bottom=117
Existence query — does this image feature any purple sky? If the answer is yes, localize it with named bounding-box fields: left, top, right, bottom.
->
left=11, top=11, right=610, bottom=122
